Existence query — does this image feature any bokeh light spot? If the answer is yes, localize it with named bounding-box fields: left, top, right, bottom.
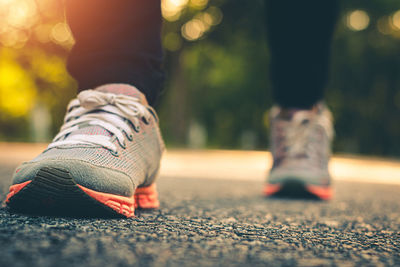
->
left=162, top=0, right=189, bottom=21
left=190, top=0, right=208, bottom=10
left=206, top=6, right=223, bottom=26
left=181, top=19, right=207, bottom=41
left=347, top=10, right=370, bottom=31
left=6, top=0, right=37, bottom=29
left=392, top=10, right=400, bottom=30
left=51, top=22, right=74, bottom=48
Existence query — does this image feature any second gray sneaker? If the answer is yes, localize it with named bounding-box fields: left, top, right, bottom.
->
left=265, top=103, right=334, bottom=200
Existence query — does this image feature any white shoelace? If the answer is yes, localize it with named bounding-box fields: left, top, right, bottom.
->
left=48, top=90, right=153, bottom=153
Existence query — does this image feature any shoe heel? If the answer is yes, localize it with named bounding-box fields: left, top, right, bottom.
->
left=134, top=184, right=159, bottom=209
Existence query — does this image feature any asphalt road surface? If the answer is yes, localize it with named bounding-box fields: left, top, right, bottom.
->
left=0, top=161, right=399, bottom=267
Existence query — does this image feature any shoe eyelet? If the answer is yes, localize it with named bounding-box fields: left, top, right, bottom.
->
left=123, top=130, right=134, bottom=141
left=143, top=117, right=151, bottom=125
left=134, top=125, right=141, bottom=133
left=110, top=150, right=119, bottom=157
left=120, top=142, right=127, bottom=149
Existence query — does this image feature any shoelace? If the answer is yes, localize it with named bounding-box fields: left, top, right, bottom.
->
left=272, top=107, right=334, bottom=164
left=48, top=90, right=153, bottom=153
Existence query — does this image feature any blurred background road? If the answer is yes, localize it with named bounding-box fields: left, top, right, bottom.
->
left=0, top=143, right=399, bottom=267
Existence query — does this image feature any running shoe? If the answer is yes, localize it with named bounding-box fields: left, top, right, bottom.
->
left=6, top=84, right=165, bottom=217
left=264, top=103, right=334, bottom=200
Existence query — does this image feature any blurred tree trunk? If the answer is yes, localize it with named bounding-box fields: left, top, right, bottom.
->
left=163, top=50, right=191, bottom=146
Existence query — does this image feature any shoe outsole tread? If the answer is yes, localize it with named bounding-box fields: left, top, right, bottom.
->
left=6, top=167, right=130, bottom=218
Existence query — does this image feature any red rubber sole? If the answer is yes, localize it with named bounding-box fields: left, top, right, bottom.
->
left=264, top=183, right=332, bottom=200
left=6, top=167, right=159, bottom=218
left=77, top=183, right=159, bottom=217
left=5, top=180, right=31, bottom=203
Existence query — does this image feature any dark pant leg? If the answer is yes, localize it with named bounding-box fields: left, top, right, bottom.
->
left=66, top=0, right=164, bottom=106
left=265, top=0, right=339, bottom=109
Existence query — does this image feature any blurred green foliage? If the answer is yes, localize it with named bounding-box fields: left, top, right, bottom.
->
left=0, top=0, right=399, bottom=157
left=0, top=0, right=75, bottom=141
left=159, top=0, right=400, bottom=157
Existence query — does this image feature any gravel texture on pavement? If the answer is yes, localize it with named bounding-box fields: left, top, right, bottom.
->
left=0, top=162, right=399, bottom=267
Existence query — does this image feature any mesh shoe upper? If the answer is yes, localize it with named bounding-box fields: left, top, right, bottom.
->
left=268, top=103, right=334, bottom=186
left=12, top=84, right=165, bottom=197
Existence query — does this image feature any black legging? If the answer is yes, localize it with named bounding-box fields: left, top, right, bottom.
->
left=66, top=0, right=339, bottom=108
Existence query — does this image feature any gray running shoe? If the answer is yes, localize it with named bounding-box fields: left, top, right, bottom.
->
left=6, top=84, right=165, bottom=217
left=264, top=103, right=334, bottom=200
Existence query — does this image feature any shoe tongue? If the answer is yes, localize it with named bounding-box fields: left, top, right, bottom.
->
left=94, top=83, right=148, bottom=105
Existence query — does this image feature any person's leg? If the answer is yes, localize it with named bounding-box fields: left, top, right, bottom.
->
left=265, top=0, right=339, bottom=108
left=66, top=0, right=164, bottom=106
left=264, top=0, right=339, bottom=199
left=6, top=0, right=165, bottom=217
